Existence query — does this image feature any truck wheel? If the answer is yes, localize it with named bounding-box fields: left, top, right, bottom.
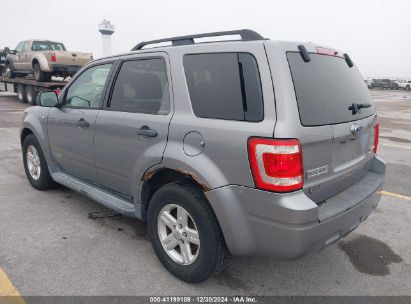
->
left=26, top=85, right=38, bottom=105
left=16, top=84, right=27, bottom=103
left=22, top=134, right=55, bottom=190
left=5, top=63, right=16, bottom=78
left=33, top=63, right=49, bottom=82
left=147, top=182, right=230, bottom=283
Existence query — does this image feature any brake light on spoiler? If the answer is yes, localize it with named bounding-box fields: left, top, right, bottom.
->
left=248, top=138, right=304, bottom=192
left=315, top=47, right=339, bottom=57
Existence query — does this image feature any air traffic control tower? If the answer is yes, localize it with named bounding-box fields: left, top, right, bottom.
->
left=98, top=20, right=115, bottom=57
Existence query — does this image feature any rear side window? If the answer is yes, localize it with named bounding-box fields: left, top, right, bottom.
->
left=109, top=58, right=170, bottom=115
left=287, top=52, right=374, bottom=126
left=183, top=53, right=263, bottom=121
left=32, top=41, right=66, bottom=51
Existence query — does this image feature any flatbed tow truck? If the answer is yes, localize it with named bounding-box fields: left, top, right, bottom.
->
left=0, top=47, right=70, bottom=104
left=0, top=75, right=67, bottom=104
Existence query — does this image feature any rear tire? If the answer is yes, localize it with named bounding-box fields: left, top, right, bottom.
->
left=16, top=84, right=27, bottom=103
left=26, top=85, right=38, bottom=105
left=22, top=134, right=55, bottom=190
left=33, top=63, right=50, bottom=82
left=147, top=182, right=230, bottom=283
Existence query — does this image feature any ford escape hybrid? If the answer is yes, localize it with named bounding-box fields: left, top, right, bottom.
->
left=20, top=30, right=386, bottom=283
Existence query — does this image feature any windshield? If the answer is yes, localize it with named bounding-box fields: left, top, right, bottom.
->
left=32, top=41, right=66, bottom=51
left=287, top=52, right=374, bottom=126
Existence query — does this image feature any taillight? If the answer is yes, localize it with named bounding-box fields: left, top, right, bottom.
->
left=248, top=138, right=304, bottom=192
left=373, top=122, right=380, bottom=153
left=51, top=53, right=56, bottom=62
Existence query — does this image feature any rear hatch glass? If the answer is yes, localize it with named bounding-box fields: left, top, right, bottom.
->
left=285, top=51, right=377, bottom=204
left=287, top=52, right=374, bottom=126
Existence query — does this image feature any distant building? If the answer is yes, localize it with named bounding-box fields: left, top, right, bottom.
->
left=98, top=20, right=115, bottom=57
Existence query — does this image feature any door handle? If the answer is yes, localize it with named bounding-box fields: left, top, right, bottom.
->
left=77, top=118, right=90, bottom=128
left=138, top=125, right=158, bottom=137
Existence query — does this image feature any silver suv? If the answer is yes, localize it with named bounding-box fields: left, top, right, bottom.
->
left=20, top=30, right=386, bottom=283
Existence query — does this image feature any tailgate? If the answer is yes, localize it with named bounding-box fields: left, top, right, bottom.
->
left=285, top=49, right=378, bottom=203
left=52, top=51, right=92, bottom=66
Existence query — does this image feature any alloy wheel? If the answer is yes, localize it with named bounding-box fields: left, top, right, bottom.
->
left=157, top=204, right=200, bottom=265
left=26, top=145, right=41, bottom=180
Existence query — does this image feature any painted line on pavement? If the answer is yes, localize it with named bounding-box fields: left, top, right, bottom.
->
left=379, top=190, right=411, bottom=202
left=381, top=143, right=411, bottom=150
left=0, top=267, right=25, bottom=304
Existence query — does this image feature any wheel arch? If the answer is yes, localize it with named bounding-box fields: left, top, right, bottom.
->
left=140, top=167, right=211, bottom=220
left=32, top=54, right=51, bottom=72
left=21, top=127, right=34, bottom=147
left=20, top=116, right=54, bottom=166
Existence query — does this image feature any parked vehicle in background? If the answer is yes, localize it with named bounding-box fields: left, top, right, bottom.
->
left=21, top=30, right=385, bottom=283
left=369, top=79, right=393, bottom=89
left=398, top=80, right=411, bottom=90
left=5, top=40, right=92, bottom=81
left=391, top=80, right=399, bottom=90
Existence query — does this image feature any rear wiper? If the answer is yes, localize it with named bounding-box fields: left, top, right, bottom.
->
left=348, top=102, right=372, bottom=115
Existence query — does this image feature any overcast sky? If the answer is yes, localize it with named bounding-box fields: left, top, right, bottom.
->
left=3, top=0, right=410, bottom=78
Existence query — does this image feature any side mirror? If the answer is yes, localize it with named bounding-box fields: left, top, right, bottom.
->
left=4, top=47, right=10, bottom=53
left=37, top=91, right=59, bottom=107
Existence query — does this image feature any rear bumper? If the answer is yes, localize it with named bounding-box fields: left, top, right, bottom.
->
left=51, top=65, right=80, bottom=74
left=205, top=156, right=386, bottom=258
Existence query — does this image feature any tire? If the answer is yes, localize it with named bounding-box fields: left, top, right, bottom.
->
left=22, top=134, right=55, bottom=190
left=26, top=85, right=38, bottom=105
left=16, top=84, right=27, bottom=103
left=33, top=63, right=50, bottom=82
left=407, top=85, right=410, bottom=91
left=147, top=182, right=230, bottom=283
left=5, top=63, right=16, bottom=78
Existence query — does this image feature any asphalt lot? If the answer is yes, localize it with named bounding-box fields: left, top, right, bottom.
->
left=0, top=90, right=410, bottom=296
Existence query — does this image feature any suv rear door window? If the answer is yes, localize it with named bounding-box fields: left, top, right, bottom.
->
left=109, top=58, right=170, bottom=115
left=287, top=52, right=374, bottom=126
left=183, top=53, right=263, bottom=121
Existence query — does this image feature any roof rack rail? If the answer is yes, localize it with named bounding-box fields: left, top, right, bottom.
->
left=131, top=29, right=265, bottom=51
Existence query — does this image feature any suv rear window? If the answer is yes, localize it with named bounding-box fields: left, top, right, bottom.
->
left=287, top=52, right=374, bottom=126
left=183, top=53, right=263, bottom=121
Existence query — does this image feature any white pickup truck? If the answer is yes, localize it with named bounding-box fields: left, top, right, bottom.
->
left=398, top=80, right=411, bottom=90
left=5, top=40, right=92, bottom=81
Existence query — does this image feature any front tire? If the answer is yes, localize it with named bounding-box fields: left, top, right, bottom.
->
left=22, top=134, right=55, bottom=190
left=147, top=182, right=230, bottom=283
left=5, top=63, right=15, bottom=78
